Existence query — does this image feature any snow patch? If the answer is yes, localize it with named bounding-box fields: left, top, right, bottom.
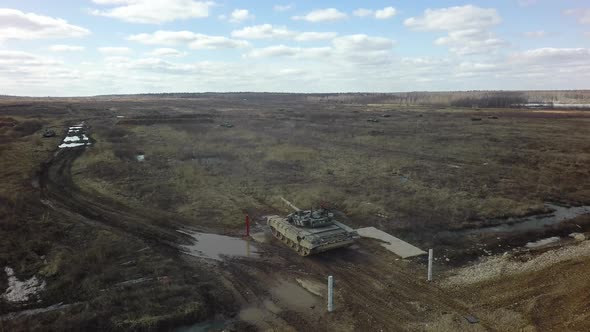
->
left=59, top=142, right=87, bottom=148
left=59, top=125, right=92, bottom=149
left=2, top=267, right=46, bottom=303
left=525, top=236, right=560, bottom=249
left=63, top=136, right=81, bottom=142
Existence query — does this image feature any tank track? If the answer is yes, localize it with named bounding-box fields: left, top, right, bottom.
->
left=270, top=225, right=311, bottom=256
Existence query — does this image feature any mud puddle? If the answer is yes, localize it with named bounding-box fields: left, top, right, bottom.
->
left=237, top=279, right=321, bottom=331
left=269, top=279, right=319, bottom=309
left=178, top=230, right=259, bottom=261
left=445, top=203, right=590, bottom=237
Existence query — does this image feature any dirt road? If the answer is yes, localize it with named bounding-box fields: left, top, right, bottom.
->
left=35, top=143, right=496, bottom=331
left=39, top=147, right=190, bottom=249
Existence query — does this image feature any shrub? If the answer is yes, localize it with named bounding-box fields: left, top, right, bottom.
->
left=13, top=120, right=43, bottom=136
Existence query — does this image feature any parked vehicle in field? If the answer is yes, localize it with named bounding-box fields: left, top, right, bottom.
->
left=268, top=207, right=359, bottom=256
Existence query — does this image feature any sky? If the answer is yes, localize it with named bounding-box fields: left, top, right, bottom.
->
left=0, top=0, right=589, bottom=96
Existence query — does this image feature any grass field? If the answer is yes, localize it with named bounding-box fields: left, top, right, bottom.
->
left=1, top=94, right=589, bottom=330
left=73, top=103, right=590, bottom=238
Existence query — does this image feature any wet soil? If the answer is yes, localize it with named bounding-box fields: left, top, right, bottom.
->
left=36, top=138, right=489, bottom=331
left=179, top=230, right=260, bottom=260
left=22, top=101, right=590, bottom=330
left=34, top=137, right=590, bottom=331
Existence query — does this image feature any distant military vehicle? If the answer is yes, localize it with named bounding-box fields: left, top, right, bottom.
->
left=220, top=122, right=234, bottom=128
left=268, top=206, right=359, bottom=256
left=366, top=118, right=380, bottom=123
left=42, top=129, right=56, bottom=138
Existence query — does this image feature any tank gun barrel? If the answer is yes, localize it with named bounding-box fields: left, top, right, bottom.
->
left=280, top=196, right=300, bottom=212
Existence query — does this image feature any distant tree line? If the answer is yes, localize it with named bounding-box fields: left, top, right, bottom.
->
left=71, top=90, right=590, bottom=109
left=306, top=90, right=590, bottom=108
left=450, top=92, right=527, bottom=108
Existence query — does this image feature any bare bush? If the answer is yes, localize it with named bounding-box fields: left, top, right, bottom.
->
left=13, top=120, right=43, bottom=136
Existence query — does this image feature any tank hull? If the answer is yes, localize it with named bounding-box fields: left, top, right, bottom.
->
left=267, top=215, right=358, bottom=256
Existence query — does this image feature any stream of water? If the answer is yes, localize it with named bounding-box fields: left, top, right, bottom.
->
left=442, top=203, right=590, bottom=237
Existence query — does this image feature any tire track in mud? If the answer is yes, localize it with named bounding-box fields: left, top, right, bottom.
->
left=38, top=145, right=493, bottom=331
left=224, top=235, right=496, bottom=331
left=37, top=144, right=316, bottom=330
left=39, top=147, right=190, bottom=251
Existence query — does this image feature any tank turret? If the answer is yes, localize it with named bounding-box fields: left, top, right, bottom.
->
left=287, top=208, right=334, bottom=228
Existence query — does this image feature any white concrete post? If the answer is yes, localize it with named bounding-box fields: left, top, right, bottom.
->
left=327, top=275, right=334, bottom=312
left=427, top=249, right=433, bottom=282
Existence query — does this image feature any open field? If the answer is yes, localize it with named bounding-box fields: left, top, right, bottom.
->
left=0, top=93, right=589, bottom=331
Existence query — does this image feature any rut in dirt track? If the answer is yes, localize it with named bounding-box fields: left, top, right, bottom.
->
left=222, top=234, right=497, bottom=331
left=38, top=147, right=494, bottom=331
left=296, top=244, right=495, bottom=331
left=38, top=148, right=189, bottom=252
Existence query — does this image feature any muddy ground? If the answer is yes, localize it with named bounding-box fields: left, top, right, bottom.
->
left=0, top=94, right=589, bottom=331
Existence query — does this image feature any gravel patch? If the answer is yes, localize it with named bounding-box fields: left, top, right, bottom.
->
left=2, top=267, right=46, bottom=303
left=443, top=240, right=590, bottom=287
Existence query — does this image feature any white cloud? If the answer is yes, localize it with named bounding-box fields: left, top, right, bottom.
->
left=0, top=50, right=61, bottom=67
left=3, top=47, right=589, bottom=96
left=128, top=30, right=249, bottom=49
left=524, top=30, right=546, bottom=38
left=231, top=24, right=336, bottom=41
left=189, top=35, right=249, bottom=50
left=353, top=7, right=397, bottom=20
left=405, top=5, right=504, bottom=55
left=147, top=48, right=186, bottom=57
left=245, top=45, right=299, bottom=57
left=295, top=31, right=337, bottom=41
left=231, top=24, right=295, bottom=39
left=245, top=45, right=330, bottom=58
left=0, top=8, right=90, bottom=42
left=434, top=29, right=506, bottom=55
left=404, top=5, right=501, bottom=31
left=274, top=4, right=294, bottom=12
left=0, top=50, right=82, bottom=89
left=375, top=7, right=397, bottom=19
left=128, top=30, right=196, bottom=45
left=244, top=34, right=394, bottom=66
left=227, top=9, right=254, bottom=23
left=98, top=47, right=132, bottom=55
left=353, top=8, right=373, bottom=17
left=90, top=0, right=214, bottom=24
left=292, top=8, right=347, bottom=22
left=49, top=44, right=85, bottom=52
left=332, top=34, right=394, bottom=51
left=510, top=48, right=590, bottom=64
left=564, top=8, right=590, bottom=25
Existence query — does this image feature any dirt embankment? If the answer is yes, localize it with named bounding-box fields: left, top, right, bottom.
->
left=442, top=238, right=590, bottom=332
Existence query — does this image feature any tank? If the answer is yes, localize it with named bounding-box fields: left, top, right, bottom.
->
left=267, top=208, right=359, bottom=256
left=42, top=129, right=56, bottom=137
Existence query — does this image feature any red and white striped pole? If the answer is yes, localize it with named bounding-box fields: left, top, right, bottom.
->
left=245, top=214, right=250, bottom=237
